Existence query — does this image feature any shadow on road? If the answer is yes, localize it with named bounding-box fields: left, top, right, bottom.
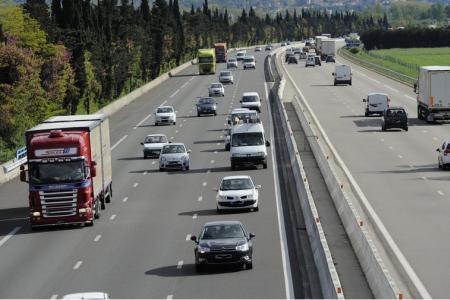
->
left=117, top=156, right=143, bottom=161
left=370, top=164, right=438, bottom=174
left=200, top=148, right=226, bottom=153
left=145, top=264, right=244, bottom=277
left=193, top=139, right=223, bottom=144
left=169, top=73, right=198, bottom=78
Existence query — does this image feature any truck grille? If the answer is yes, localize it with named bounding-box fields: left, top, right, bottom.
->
left=39, top=189, right=77, bottom=217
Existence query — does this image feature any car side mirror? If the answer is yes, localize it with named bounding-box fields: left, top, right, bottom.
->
left=20, top=165, right=28, bottom=182
left=255, top=185, right=261, bottom=189
left=190, top=235, right=197, bottom=242
left=332, top=72, right=335, bottom=75
left=265, top=140, right=271, bottom=147
left=362, top=99, right=366, bottom=102
left=90, top=161, right=97, bottom=178
left=437, top=148, right=441, bottom=152
left=248, top=233, right=255, bottom=239
left=240, top=100, right=242, bottom=103
left=140, top=142, right=144, bottom=145
left=187, top=149, right=192, bottom=153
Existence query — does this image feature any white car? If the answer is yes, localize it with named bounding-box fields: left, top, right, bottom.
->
left=215, top=175, right=260, bottom=212
left=305, top=55, right=315, bottom=67
left=437, top=141, right=450, bottom=169
left=243, top=56, right=256, bottom=69
left=236, top=51, right=246, bottom=61
left=159, top=143, right=190, bottom=171
left=62, top=292, right=110, bottom=300
left=255, top=46, right=262, bottom=52
left=240, top=92, right=261, bottom=112
left=208, top=83, right=225, bottom=97
left=219, top=70, right=234, bottom=84
left=155, top=106, right=176, bottom=125
left=141, top=134, right=169, bottom=158
left=227, top=58, right=238, bottom=68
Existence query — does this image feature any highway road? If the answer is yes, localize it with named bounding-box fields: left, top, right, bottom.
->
left=0, top=49, right=295, bottom=298
left=282, top=50, right=449, bottom=297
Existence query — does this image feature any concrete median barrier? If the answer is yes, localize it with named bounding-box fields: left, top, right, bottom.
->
left=277, top=49, right=431, bottom=299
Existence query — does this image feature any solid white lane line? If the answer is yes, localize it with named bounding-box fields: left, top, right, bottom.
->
left=133, top=182, right=139, bottom=188
left=169, top=89, right=180, bottom=98
left=384, top=84, right=399, bottom=93
left=94, top=235, right=102, bottom=242
left=0, top=226, right=21, bottom=248
left=110, top=214, right=117, bottom=220
left=133, top=113, right=153, bottom=129
left=198, top=196, right=203, bottom=202
left=50, top=294, right=58, bottom=299
left=167, top=295, right=173, bottom=300
left=438, top=190, right=444, bottom=196
left=111, top=135, right=128, bottom=151
left=73, top=261, right=83, bottom=270
left=186, top=234, right=191, bottom=241
left=122, top=197, right=128, bottom=203
left=368, top=77, right=380, bottom=84
left=177, top=261, right=184, bottom=269
left=192, top=214, right=198, bottom=219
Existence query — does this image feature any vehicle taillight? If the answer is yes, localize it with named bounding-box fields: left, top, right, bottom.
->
left=444, top=149, right=450, bottom=156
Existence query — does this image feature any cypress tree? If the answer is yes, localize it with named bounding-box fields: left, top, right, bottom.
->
left=150, top=0, right=168, bottom=79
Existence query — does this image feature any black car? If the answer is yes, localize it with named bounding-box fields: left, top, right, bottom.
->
left=191, top=221, right=254, bottom=271
left=314, top=56, right=322, bottom=66
left=285, top=53, right=294, bottom=62
left=287, top=56, right=298, bottom=64
left=382, top=106, right=408, bottom=131
left=196, top=97, right=217, bottom=116
left=326, top=55, right=335, bottom=63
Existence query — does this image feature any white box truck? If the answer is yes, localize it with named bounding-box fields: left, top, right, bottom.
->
left=321, top=38, right=346, bottom=59
left=416, top=66, right=450, bottom=122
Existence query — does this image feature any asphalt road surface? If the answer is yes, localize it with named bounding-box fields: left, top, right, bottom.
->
left=283, top=50, right=448, bottom=298
left=0, top=49, right=293, bottom=298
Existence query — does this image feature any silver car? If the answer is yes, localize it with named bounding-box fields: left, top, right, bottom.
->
left=219, top=70, right=234, bottom=84
left=208, top=83, right=225, bottom=97
left=141, top=134, right=169, bottom=158
left=227, top=58, right=238, bottom=68
left=159, top=143, right=190, bottom=171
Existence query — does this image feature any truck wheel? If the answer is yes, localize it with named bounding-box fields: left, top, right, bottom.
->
left=349, top=80, right=352, bottom=86
left=365, top=111, right=369, bottom=117
left=231, top=163, right=236, bottom=171
left=225, top=144, right=230, bottom=151
left=94, top=199, right=100, bottom=219
left=382, top=125, right=386, bottom=131
left=334, top=81, right=337, bottom=86
left=105, top=185, right=112, bottom=203
left=404, top=126, right=408, bottom=132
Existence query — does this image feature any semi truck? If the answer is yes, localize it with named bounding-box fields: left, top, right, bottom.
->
left=415, top=66, right=450, bottom=122
left=20, top=114, right=112, bottom=228
left=214, top=43, right=227, bottom=63
left=314, top=36, right=329, bottom=56
left=197, top=48, right=216, bottom=75
left=321, top=38, right=346, bottom=60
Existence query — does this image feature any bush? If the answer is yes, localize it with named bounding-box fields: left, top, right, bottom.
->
left=349, top=47, right=360, bottom=54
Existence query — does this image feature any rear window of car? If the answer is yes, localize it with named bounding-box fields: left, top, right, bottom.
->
left=157, top=107, right=173, bottom=113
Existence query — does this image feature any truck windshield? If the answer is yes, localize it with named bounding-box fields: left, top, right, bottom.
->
left=232, top=132, right=264, bottom=147
left=29, top=161, right=86, bottom=184
left=198, top=56, right=213, bottom=64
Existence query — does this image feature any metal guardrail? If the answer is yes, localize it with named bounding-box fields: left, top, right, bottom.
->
left=3, top=146, right=27, bottom=173
left=338, top=48, right=416, bottom=87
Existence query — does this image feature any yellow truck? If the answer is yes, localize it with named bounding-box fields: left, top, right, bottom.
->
left=197, top=49, right=216, bottom=75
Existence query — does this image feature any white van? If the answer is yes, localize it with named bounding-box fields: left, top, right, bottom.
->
left=332, top=65, right=352, bottom=85
left=236, top=51, right=246, bottom=61
left=240, top=92, right=261, bottom=112
left=230, top=123, right=270, bottom=170
left=305, top=55, right=315, bottom=67
left=363, top=93, right=390, bottom=116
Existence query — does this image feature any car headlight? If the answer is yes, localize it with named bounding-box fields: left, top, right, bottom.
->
left=256, top=152, right=265, bottom=157
left=236, top=243, right=249, bottom=252
left=198, top=245, right=210, bottom=254
left=160, top=156, right=167, bottom=162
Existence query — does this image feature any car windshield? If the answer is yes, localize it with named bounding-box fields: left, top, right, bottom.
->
left=211, top=84, right=222, bottom=88
left=232, top=132, right=264, bottom=147
left=157, top=107, right=173, bottom=113
left=145, top=136, right=167, bottom=143
left=220, top=71, right=231, bottom=76
left=201, top=224, right=245, bottom=240
left=228, top=59, right=236, bottom=62
left=199, top=98, right=214, bottom=104
left=221, top=178, right=253, bottom=190
left=29, top=161, right=86, bottom=184
left=237, top=53, right=245, bottom=57
left=162, top=145, right=185, bottom=154
left=198, top=56, right=213, bottom=63
left=244, top=58, right=254, bottom=63
left=242, top=96, right=259, bottom=102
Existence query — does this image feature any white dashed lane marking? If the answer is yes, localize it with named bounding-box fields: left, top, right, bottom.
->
left=122, top=197, right=128, bottom=202
left=94, top=235, right=102, bottom=242
left=177, top=261, right=184, bottom=269
left=133, top=182, right=139, bottom=188
left=73, top=261, right=83, bottom=270
left=169, top=89, right=180, bottom=98
left=0, top=226, right=21, bottom=248
left=202, top=182, right=207, bottom=187
left=193, top=214, right=198, bottom=219
left=438, top=190, right=444, bottom=196
left=111, top=135, right=128, bottom=151
left=110, top=214, right=117, bottom=220
left=186, top=234, right=191, bottom=241
left=198, top=196, right=203, bottom=202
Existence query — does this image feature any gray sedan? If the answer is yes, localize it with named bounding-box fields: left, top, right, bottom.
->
left=196, top=97, right=217, bottom=116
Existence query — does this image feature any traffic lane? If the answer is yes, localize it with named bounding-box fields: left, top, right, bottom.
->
left=38, top=57, right=284, bottom=298
left=0, top=64, right=230, bottom=297
left=284, top=60, right=450, bottom=297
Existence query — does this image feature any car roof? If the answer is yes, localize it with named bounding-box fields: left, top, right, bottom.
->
left=204, top=220, right=243, bottom=226
left=158, top=106, right=174, bottom=109
left=210, top=82, right=222, bottom=85
left=242, top=92, right=259, bottom=97
left=220, top=70, right=231, bottom=73
left=368, top=92, right=388, bottom=97
left=244, top=55, right=255, bottom=59
left=222, top=175, right=251, bottom=180
left=163, top=143, right=185, bottom=147
left=199, top=97, right=214, bottom=101
left=146, top=134, right=166, bottom=137
left=62, top=292, right=108, bottom=299
left=232, top=122, right=264, bottom=134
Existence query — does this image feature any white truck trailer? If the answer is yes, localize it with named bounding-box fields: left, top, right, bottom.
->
left=416, top=66, right=450, bottom=122
left=321, top=38, right=346, bottom=59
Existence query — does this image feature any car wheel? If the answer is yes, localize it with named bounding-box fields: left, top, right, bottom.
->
left=381, top=125, right=386, bottom=131
left=155, top=122, right=159, bottom=126
left=404, top=126, right=408, bottom=131
left=231, top=163, right=236, bottom=171
left=94, top=198, right=100, bottom=219
left=197, top=112, right=200, bottom=117
left=173, top=121, right=176, bottom=125
left=254, top=206, right=259, bottom=212
left=349, top=80, right=352, bottom=86
left=263, top=163, right=268, bottom=169
left=225, top=144, right=230, bottom=151
left=439, top=160, right=442, bottom=169
left=364, top=111, right=369, bottom=117
left=159, top=167, right=164, bottom=172
left=195, top=263, right=205, bottom=272
left=217, top=207, right=222, bottom=214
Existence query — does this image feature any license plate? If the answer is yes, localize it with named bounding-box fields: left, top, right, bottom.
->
left=216, top=254, right=232, bottom=259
